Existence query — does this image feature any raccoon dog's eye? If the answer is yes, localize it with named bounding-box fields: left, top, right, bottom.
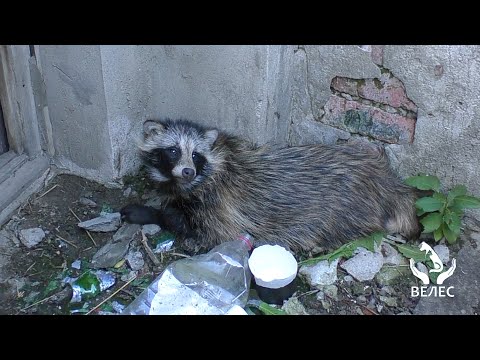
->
left=167, top=147, right=177, bottom=155
left=192, top=152, right=198, bottom=159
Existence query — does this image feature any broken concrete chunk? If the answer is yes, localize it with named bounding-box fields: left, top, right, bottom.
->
left=79, top=197, right=97, bottom=208
left=77, top=212, right=121, bottom=232
left=19, top=228, right=46, bottom=248
left=71, top=259, right=81, bottom=270
left=91, top=224, right=141, bottom=269
left=121, top=270, right=138, bottom=282
left=281, top=297, right=309, bottom=315
left=113, top=223, right=141, bottom=243
left=433, top=245, right=450, bottom=264
left=340, top=247, right=384, bottom=281
left=142, top=224, right=161, bottom=236
left=380, top=295, right=398, bottom=307
left=375, top=266, right=411, bottom=286
left=322, top=284, right=338, bottom=301
left=126, top=250, right=145, bottom=271
left=299, top=258, right=339, bottom=287
left=123, top=187, right=132, bottom=197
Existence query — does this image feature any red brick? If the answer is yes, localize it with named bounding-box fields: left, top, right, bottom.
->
left=330, top=75, right=417, bottom=112
left=331, top=77, right=359, bottom=96
left=358, top=76, right=417, bottom=112
left=322, top=95, right=415, bottom=144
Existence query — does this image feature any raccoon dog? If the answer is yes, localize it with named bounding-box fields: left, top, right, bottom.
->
left=121, top=119, right=420, bottom=253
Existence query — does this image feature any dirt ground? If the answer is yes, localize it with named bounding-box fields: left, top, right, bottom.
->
left=0, top=172, right=433, bottom=315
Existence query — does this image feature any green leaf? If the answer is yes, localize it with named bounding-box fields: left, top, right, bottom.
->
left=405, top=175, right=440, bottom=191
left=452, top=195, right=480, bottom=209
left=442, top=224, right=459, bottom=244
left=415, top=197, right=445, bottom=212
left=416, top=208, right=426, bottom=217
left=298, top=232, right=384, bottom=266
left=432, top=192, right=447, bottom=202
left=395, top=243, right=429, bottom=263
left=43, top=280, right=60, bottom=297
left=247, top=300, right=286, bottom=315
left=420, top=212, right=443, bottom=233
left=443, top=211, right=461, bottom=234
left=433, top=227, right=443, bottom=242
left=132, top=276, right=153, bottom=288
left=429, top=270, right=440, bottom=284
left=447, top=185, right=467, bottom=204
left=258, top=302, right=287, bottom=315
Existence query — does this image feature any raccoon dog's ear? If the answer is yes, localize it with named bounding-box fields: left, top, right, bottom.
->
left=204, top=129, right=218, bottom=147
left=143, top=120, right=165, bottom=137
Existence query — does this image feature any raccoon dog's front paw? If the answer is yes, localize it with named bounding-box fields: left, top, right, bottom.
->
left=120, top=204, right=159, bottom=225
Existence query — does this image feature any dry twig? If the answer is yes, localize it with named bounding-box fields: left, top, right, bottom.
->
left=37, top=184, right=59, bottom=199
left=140, top=230, right=161, bottom=266
left=86, top=275, right=137, bottom=315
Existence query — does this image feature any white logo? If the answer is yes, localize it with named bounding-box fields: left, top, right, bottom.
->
left=409, top=242, right=456, bottom=285
left=409, top=242, right=456, bottom=298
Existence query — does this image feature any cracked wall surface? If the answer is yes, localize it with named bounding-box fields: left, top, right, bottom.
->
left=289, top=45, right=479, bottom=221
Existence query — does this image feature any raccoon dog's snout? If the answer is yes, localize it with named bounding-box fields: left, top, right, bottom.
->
left=182, top=168, right=195, bottom=181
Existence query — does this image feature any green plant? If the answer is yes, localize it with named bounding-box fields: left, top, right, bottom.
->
left=405, top=175, right=480, bottom=244
left=298, top=232, right=384, bottom=266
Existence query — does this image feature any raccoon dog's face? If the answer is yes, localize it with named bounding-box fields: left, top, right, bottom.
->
left=139, top=120, right=219, bottom=190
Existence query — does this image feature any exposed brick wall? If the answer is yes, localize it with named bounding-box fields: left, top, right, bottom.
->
left=323, top=95, right=415, bottom=144
left=314, top=61, right=418, bottom=145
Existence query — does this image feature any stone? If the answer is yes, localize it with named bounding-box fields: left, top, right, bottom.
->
left=19, top=228, right=46, bottom=248
left=79, top=197, right=97, bottom=207
left=322, top=284, right=338, bottom=301
left=142, top=224, right=161, bottom=236
left=340, top=248, right=384, bottom=281
left=380, top=285, right=395, bottom=296
left=416, top=262, right=429, bottom=276
left=77, top=212, right=121, bottom=232
left=91, top=224, right=141, bottom=269
left=380, top=296, right=398, bottom=307
left=357, top=295, right=367, bottom=304
left=121, top=270, right=138, bottom=282
left=433, top=245, right=450, bottom=264
left=126, top=250, right=145, bottom=271
left=123, top=187, right=132, bottom=197
left=281, top=297, right=309, bottom=315
left=299, top=258, right=339, bottom=287
left=71, top=259, right=81, bottom=270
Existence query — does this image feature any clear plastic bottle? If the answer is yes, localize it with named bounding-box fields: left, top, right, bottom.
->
left=122, top=233, right=254, bottom=315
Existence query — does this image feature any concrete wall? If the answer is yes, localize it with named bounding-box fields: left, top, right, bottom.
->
left=99, top=45, right=292, bottom=177
left=38, top=45, right=291, bottom=180
left=36, top=45, right=480, bottom=221
left=39, top=46, right=114, bottom=182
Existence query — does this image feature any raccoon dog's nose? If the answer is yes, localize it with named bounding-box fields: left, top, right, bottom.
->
left=182, top=168, right=195, bottom=180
